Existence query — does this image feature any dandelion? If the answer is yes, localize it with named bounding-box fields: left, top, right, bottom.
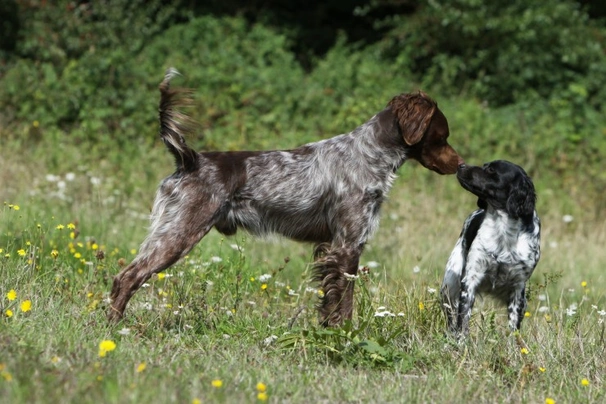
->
left=524, top=311, right=531, bottom=318
left=211, top=379, right=223, bottom=388
left=581, top=378, right=590, bottom=386
left=261, top=284, right=267, bottom=290
left=51, top=250, right=59, bottom=259
left=20, top=300, right=32, bottom=312
left=418, top=301, right=425, bottom=311
left=98, top=340, right=117, bottom=357
left=256, top=382, right=267, bottom=393
left=192, top=399, right=202, bottom=404
left=67, top=223, right=76, bottom=230
left=6, top=289, right=17, bottom=301
left=257, top=392, right=268, bottom=401
left=539, top=367, right=546, bottom=372
left=12, top=205, right=20, bottom=211
left=5, top=309, right=13, bottom=318
left=17, top=249, right=26, bottom=257
left=56, top=224, right=65, bottom=230
left=581, top=281, right=587, bottom=288
left=91, top=243, right=99, bottom=250
left=545, top=398, right=555, bottom=404
left=136, top=362, right=146, bottom=373
left=157, top=273, right=166, bottom=280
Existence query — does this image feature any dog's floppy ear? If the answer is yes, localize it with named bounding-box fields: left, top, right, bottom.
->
left=506, top=176, right=536, bottom=218
left=477, top=198, right=487, bottom=210
left=388, top=92, right=436, bottom=146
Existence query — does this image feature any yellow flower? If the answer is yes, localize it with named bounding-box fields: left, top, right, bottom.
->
left=157, top=273, right=166, bottom=280
left=91, top=243, right=99, bottom=250
left=13, top=205, right=20, bottom=211
left=581, top=378, right=590, bottom=386
left=17, top=249, right=26, bottom=257
left=70, top=232, right=76, bottom=239
left=7, top=289, right=17, bottom=301
left=192, top=399, right=202, bottom=404
left=211, top=379, right=223, bottom=388
left=418, top=301, right=425, bottom=311
left=261, top=284, right=268, bottom=290
left=67, top=223, right=76, bottom=230
left=5, top=309, right=13, bottom=318
left=130, top=249, right=137, bottom=255
left=51, top=250, right=59, bottom=259
left=520, top=348, right=529, bottom=355
left=56, top=224, right=65, bottom=230
left=1, top=370, right=12, bottom=382
left=98, top=340, right=117, bottom=357
left=581, top=281, right=587, bottom=288
left=250, top=277, right=255, bottom=282
left=20, top=300, right=32, bottom=312
left=524, top=311, right=531, bottom=318
left=136, top=362, right=146, bottom=373
left=257, top=392, right=268, bottom=401
left=256, top=382, right=267, bottom=393
left=539, top=367, right=546, bottom=372
left=317, top=289, right=325, bottom=298
left=51, top=356, right=61, bottom=364
left=74, top=252, right=82, bottom=259
left=545, top=398, right=555, bottom=404
left=4, top=253, right=10, bottom=258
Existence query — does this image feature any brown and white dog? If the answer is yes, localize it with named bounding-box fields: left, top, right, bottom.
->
left=108, top=68, right=464, bottom=326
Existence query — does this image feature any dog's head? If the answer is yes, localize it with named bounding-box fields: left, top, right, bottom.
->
left=388, top=92, right=464, bottom=175
left=457, top=160, right=536, bottom=219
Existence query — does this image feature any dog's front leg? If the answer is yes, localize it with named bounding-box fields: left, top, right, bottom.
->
left=313, top=244, right=362, bottom=327
left=507, top=284, right=527, bottom=331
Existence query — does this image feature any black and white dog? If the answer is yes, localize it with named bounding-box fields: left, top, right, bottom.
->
left=441, top=160, right=540, bottom=336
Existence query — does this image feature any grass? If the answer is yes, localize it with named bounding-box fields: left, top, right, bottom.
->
left=1, top=136, right=605, bottom=404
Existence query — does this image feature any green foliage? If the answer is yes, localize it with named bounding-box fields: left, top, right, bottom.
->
left=378, top=0, right=606, bottom=107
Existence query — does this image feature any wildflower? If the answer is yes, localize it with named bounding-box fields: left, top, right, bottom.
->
left=257, top=392, right=268, bottom=401
left=520, top=348, right=529, bottom=355
left=17, top=249, right=26, bottom=257
left=211, top=379, right=223, bottom=388
left=261, top=284, right=268, bottom=290
left=4, top=253, right=10, bottom=258
left=20, top=300, right=32, bottom=312
left=258, top=274, right=272, bottom=282
left=524, top=311, right=531, bottom=318
left=545, top=398, right=555, bottom=404
left=263, top=335, right=278, bottom=346
left=12, top=205, right=20, bottom=211
left=539, top=367, right=546, bottom=372
left=210, top=256, right=222, bottom=263
left=91, top=243, right=99, bottom=250
left=51, top=356, right=61, bottom=364
left=6, top=289, right=17, bottom=301
left=317, top=289, right=324, bottom=298
left=98, top=340, right=117, bottom=357
left=581, top=281, right=587, bottom=288
left=5, top=309, right=13, bottom=318
left=56, top=224, right=65, bottom=230
left=67, top=223, right=76, bottom=230
left=1, top=370, right=12, bottom=382
left=130, top=249, right=137, bottom=255
left=192, top=399, right=202, bottom=404
left=65, top=173, right=76, bottom=181
left=418, top=301, right=425, bottom=311
left=562, top=214, right=573, bottom=223
left=566, top=303, right=577, bottom=317
left=50, top=250, right=59, bottom=259
left=412, top=265, right=421, bottom=273
left=256, top=382, right=267, bottom=393
left=74, top=252, right=81, bottom=259
left=136, top=362, right=146, bottom=373
left=157, top=273, right=166, bottom=280
left=427, top=287, right=437, bottom=294
left=581, top=378, right=590, bottom=386
left=250, top=277, right=255, bottom=282
left=118, top=328, right=131, bottom=336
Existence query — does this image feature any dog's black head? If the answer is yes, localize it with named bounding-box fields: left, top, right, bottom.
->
left=456, top=160, right=536, bottom=219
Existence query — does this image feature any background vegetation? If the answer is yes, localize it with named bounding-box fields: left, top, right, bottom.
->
left=1, top=0, right=605, bottom=403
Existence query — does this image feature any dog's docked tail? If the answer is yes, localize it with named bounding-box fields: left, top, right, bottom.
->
left=158, top=68, right=199, bottom=172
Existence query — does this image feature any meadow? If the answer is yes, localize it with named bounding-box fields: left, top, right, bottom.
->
left=1, top=6, right=606, bottom=403
left=1, top=107, right=605, bottom=403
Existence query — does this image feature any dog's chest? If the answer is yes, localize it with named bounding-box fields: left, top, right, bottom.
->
left=468, top=214, right=538, bottom=288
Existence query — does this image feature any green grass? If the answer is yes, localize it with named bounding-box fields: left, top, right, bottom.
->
left=1, top=138, right=605, bottom=404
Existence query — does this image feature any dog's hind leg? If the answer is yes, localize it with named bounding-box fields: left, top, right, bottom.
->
left=108, top=187, right=221, bottom=322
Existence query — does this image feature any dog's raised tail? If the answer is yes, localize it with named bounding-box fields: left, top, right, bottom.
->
left=158, top=68, right=199, bottom=172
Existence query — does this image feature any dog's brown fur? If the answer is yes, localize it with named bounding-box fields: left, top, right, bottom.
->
left=109, top=68, right=463, bottom=326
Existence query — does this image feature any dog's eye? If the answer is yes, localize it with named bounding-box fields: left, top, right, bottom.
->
left=485, top=166, right=495, bottom=175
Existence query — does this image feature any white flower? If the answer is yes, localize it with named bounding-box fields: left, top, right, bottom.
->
left=597, top=310, right=606, bottom=317
left=538, top=306, right=549, bottom=313
left=46, top=174, right=60, bottom=182
left=258, top=274, right=272, bottom=282
left=263, top=335, right=278, bottom=346
left=413, top=266, right=421, bottom=273
left=566, top=303, right=578, bottom=317
left=288, top=289, right=298, bottom=296
left=305, top=287, right=318, bottom=294
left=230, top=244, right=244, bottom=252
left=366, top=261, right=379, bottom=269
left=275, top=281, right=285, bottom=287
left=90, top=176, right=102, bottom=186
left=427, top=287, right=437, bottom=294
left=117, top=327, right=131, bottom=335
left=65, top=172, right=76, bottom=181
left=549, top=241, right=558, bottom=249
left=374, top=310, right=395, bottom=317
left=562, top=214, right=574, bottom=223
left=538, top=294, right=547, bottom=301
left=210, top=256, right=223, bottom=263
